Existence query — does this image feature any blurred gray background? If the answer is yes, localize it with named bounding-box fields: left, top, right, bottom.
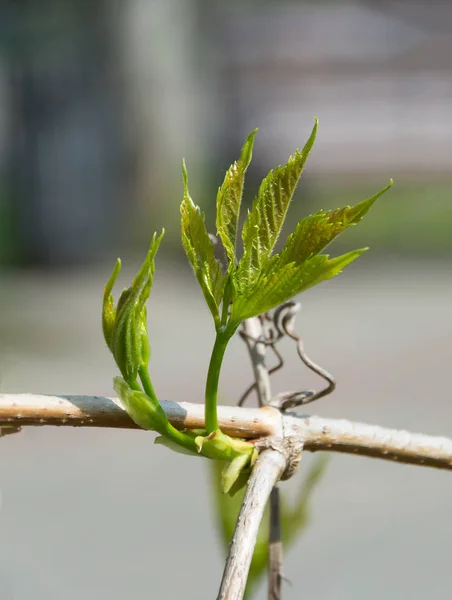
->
left=0, top=1, right=451, bottom=598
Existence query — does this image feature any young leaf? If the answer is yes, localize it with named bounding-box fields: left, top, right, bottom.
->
left=194, top=428, right=257, bottom=464
left=102, top=231, right=164, bottom=383
left=102, top=258, right=121, bottom=351
left=274, top=180, right=393, bottom=269
left=181, top=161, right=225, bottom=326
left=216, top=129, right=257, bottom=266
left=231, top=249, right=366, bottom=323
left=236, top=119, right=318, bottom=291
left=230, top=178, right=392, bottom=324
left=221, top=452, right=252, bottom=495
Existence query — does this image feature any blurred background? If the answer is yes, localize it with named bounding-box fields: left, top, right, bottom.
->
left=0, top=1, right=451, bottom=598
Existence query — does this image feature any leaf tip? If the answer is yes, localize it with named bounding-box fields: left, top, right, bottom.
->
left=355, top=246, right=369, bottom=255
left=182, top=159, right=188, bottom=187
left=104, top=258, right=122, bottom=300
left=240, top=128, right=258, bottom=167
left=308, top=117, right=319, bottom=142
left=382, top=179, right=394, bottom=194
left=295, top=117, right=318, bottom=162
left=112, top=258, right=122, bottom=280
left=181, top=160, right=194, bottom=211
left=156, top=228, right=165, bottom=244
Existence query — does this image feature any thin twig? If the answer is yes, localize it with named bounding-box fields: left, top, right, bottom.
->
left=240, top=317, right=272, bottom=407
left=240, top=317, right=284, bottom=599
left=216, top=449, right=287, bottom=600
left=284, top=415, right=452, bottom=470
left=268, top=486, right=283, bottom=600
left=0, top=393, right=280, bottom=438
left=1, top=394, right=452, bottom=470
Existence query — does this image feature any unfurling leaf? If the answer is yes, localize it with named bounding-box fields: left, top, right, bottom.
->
left=102, top=258, right=121, bottom=350
left=181, top=120, right=391, bottom=331
left=194, top=429, right=257, bottom=463
left=229, top=175, right=393, bottom=323
left=181, top=161, right=225, bottom=326
left=102, top=231, right=164, bottom=384
left=236, top=119, right=318, bottom=291
left=231, top=249, right=366, bottom=323
left=216, top=129, right=257, bottom=266
left=273, top=179, right=393, bottom=268
left=221, top=453, right=252, bottom=495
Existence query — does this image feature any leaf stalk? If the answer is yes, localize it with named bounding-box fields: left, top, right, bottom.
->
left=205, top=326, right=235, bottom=433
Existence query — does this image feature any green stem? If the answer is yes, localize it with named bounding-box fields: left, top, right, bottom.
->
left=162, top=421, right=199, bottom=454
left=138, top=366, right=158, bottom=402
left=205, top=327, right=235, bottom=433
left=138, top=366, right=198, bottom=454
left=129, top=379, right=143, bottom=393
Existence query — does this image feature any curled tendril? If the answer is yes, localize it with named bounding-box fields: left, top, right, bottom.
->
left=238, top=301, right=336, bottom=410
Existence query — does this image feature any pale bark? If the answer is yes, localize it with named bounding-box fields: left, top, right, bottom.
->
left=1, top=394, right=452, bottom=470
left=268, top=485, right=283, bottom=600
left=241, top=317, right=272, bottom=407
left=240, top=317, right=283, bottom=599
left=0, top=393, right=279, bottom=438
left=216, top=449, right=287, bottom=600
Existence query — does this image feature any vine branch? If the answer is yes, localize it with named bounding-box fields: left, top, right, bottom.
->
left=240, top=316, right=283, bottom=599
left=2, top=393, right=452, bottom=470
left=216, top=449, right=287, bottom=600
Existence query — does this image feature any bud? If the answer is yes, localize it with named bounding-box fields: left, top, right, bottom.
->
left=102, top=231, right=164, bottom=384
left=113, top=376, right=169, bottom=433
